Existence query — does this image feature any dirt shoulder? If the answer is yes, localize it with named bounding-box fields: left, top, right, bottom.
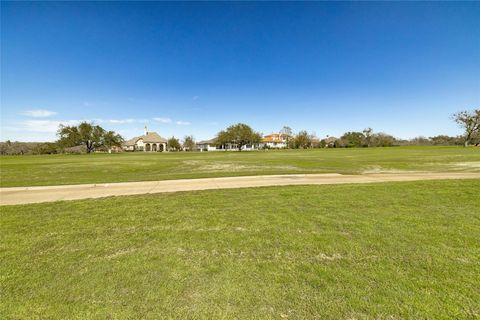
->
left=1, top=172, right=479, bottom=205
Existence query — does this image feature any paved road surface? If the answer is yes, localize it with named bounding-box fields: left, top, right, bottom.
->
left=1, top=172, right=479, bottom=205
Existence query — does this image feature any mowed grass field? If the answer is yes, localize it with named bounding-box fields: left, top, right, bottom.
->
left=1, top=146, right=479, bottom=187
left=1, top=180, right=479, bottom=319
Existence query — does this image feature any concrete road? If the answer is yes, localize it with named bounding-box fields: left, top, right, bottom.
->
left=1, top=172, right=479, bottom=205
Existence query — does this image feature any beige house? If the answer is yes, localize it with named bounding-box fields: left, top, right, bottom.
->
left=123, top=127, right=168, bottom=152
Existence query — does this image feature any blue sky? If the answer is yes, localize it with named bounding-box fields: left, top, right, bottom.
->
left=1, top=1, right=479, bottom=142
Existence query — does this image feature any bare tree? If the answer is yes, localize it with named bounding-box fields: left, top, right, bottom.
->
left=183, top=135, right=196, bottom=151
left=293, top=130, right=312, bottom=149
left=452, top=109, right=480, bottom=147
left=363, top=128, right=373, bottom=147
left=280, top=126, right=293, bottom=148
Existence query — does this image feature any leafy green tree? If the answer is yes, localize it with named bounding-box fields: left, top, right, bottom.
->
left=370, top=133, right=396, bottom=147
left=57, top=125, right=80, bottom=149
left=216, top=123, right=262, bottom=151
left=103, top=131, right=124, bottom=150
left=339, top=132, right=365, bottom=148
left=57, top=122, right=122, bottom=153
left=452, top=109, right=480, bottom=147
left=33, top=142, right=59, bottom=155
left=292, top=130, right=312, bottom=149
left=167, top=136, right=181, bottom=151
left=182, top=135, right=196, bottom=151
left=429, top=135, right=463, bottom=146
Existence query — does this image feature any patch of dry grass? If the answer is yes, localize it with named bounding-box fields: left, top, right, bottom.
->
left=1, top=146, right=479, bottom=187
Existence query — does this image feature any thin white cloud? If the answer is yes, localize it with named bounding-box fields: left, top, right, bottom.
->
left=2, top=118, right=151, bottom=141
left=106, top=119, right=136, bottom=124
left=7, top=117, right=190, bottom=138
left=18, top=120, right=83, bottom=133
left=22, top=109, right=58, bottom=118
left=154, top=117, right=172, bottom=123
left=93, top=118, right=149, bottom=124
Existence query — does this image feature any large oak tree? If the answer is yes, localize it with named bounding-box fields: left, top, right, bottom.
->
left=215, top=123, right=262, bottom=151
left=57, top=122, right=123, bottom=153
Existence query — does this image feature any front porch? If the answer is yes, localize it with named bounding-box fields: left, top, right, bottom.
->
left=144, top=143, right=167, bottom=152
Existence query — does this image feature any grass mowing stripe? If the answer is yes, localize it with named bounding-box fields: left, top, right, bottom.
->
left=1, top=146, right=479, bottom=187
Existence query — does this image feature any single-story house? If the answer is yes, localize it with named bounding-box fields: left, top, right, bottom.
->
left=196, top=139, right=257, bottom=151
left=123, top=127, right=168, bottom=152
left=196, top=139, right=220, bottom=151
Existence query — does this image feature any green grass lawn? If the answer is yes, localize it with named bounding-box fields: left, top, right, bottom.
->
left=1, top=179, right=479, bottom=319
left=1, top=146, right=479, bottom=187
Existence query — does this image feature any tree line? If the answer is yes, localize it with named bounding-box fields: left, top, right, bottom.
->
left=0, top=122, right=198, bottom=155
left=1, top=108, right=478, bottom=155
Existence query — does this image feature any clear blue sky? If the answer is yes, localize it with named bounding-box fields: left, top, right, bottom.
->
left=1, top=1, right=479, bottom=142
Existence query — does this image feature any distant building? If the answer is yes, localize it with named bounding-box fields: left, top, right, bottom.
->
left=311, top=137, right=321, bottom=148
left=123, top=126, right=168, bottom=152
left=322, top=136, right=338, bottom=148
left=261, top=133, right=290, bottom=149
left=196, top=139, right=257, bottom=151
left=196, top=139, right=220, bottom=151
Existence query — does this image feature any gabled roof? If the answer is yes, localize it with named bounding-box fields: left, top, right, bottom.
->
left=142, top=132, right=167, bottom=143
left=323, top=136, right=337, bottom=143
left=196, top=139, right=216, bottom=145
left=123, top=131, right=167, bottom=146
left=124, top=136, right=140, bottom=146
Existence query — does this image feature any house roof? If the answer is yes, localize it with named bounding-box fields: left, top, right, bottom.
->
left=143, top=132, right=167, bottom=143
left=262, top=133, right=290, bottom=143
left=323, top=136, right=338, bottom=143
left=263, top=138, right=286, bottom=143
left=264, top=133, right=290, bottom=138
left=124, top=137, right=140, bottom=146
left=123, top=131, right=167, bottom=146
left=196, top=139, right=216, bottom=145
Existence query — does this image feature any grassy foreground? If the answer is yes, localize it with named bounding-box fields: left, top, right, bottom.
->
left=1, top=146, right=479, bottom=187
left=1, top=180, right=479, bottom=319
